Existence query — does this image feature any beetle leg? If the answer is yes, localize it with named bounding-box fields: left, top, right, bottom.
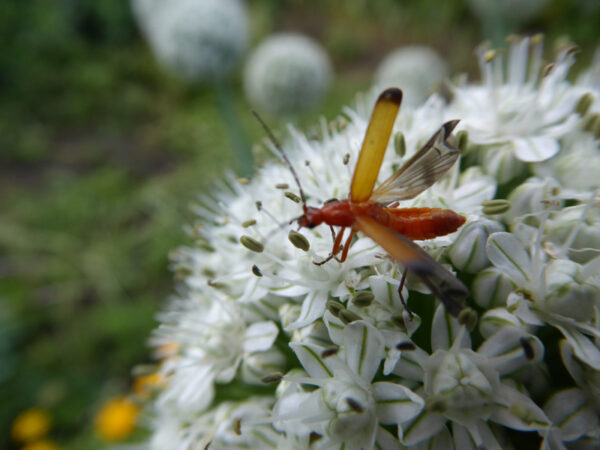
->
left=314, top=226, right=346, bottom=265
left=397, top=269, right=414, bottom=320
left=335, top=229, right=357, bottom=263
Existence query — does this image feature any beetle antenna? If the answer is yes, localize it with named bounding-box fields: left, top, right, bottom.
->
left=251, top=110, right=308, bottom=212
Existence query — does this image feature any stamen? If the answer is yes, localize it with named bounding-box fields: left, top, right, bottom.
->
left=240, top=235, right=264, bottom=253
left=288, top=231, right=310, bottom=251
left=482, top=199, right=511, bottom=215
left=520, top=337, right=535, bottom=360
left=396, top=341, right=416, bottom=351
left=284, top=191, right=301, bottom=203
left=321, top=347, right=339, bottom=358
left=251, top=265, right=263, bottom=277
left=457, top=308, right=478, bottom=331
left=352, top=291, right=374, bottom=307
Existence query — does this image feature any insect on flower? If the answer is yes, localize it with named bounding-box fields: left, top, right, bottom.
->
left=254, top=88, right=469, bottom=317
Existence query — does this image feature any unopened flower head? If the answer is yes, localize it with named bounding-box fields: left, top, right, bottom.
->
left=132, top=0, right=248, bottom=82
left=244, top=33, right=332, bottom=114
left=137, top=38, right=600, bottom=449
left=374, top=46, right=448, bottom=107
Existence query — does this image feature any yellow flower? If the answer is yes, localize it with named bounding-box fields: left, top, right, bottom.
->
left=133, top=373, right=165, bottom=399
left=22, top=439, right=60, bottom=450
left=94, top=397, right=140, bottom=442
left=11, top=408, right=51, bottom=443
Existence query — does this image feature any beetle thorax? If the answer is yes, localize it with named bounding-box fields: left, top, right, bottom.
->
left=320, top=199, right=354, bottom=227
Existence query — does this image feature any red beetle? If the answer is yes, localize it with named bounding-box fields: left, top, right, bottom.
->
left=256, top=88, right=469, bottom=317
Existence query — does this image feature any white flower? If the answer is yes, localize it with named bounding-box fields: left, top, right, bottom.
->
left=544, top=388, right=599, bottom=446
left=448, top=37, right=582, bottom=182
left=244, top=33, right=332, bottom=114
left=153, top=297, right=279, bottom=412
left=374, top=46, right=448, bottom=107
left=485, top=231, right=600, bottom=369
left=577, top=47, right=600, bottom=99
left=149, top=397, right=279, bottom=449
left=138, top=39, right=600, bottom=449
left=273, top=321, right=424, bottom=449
left=544, top=200, right=600, bottom=264
left=535, top=133, right=600, bottom=192
left=132, top=0, right=248, bottom=81
left=393, top=305, right=549, bottom=448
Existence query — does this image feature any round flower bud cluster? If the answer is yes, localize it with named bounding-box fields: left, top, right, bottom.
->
left=243, top=33, right=332, bottom=114
left=131, top=0, right=248, bottom=82
left=134, top=36, right=600, bottom=449
left=374, top=46, right=448, bottom=107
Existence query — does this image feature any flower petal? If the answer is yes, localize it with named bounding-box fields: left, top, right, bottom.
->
left=544, top=388, right=599, bottom=441
left=554, top=325, right=600, bottom=371
left=400, top=410, right=447, bottom=446
left=452, top=422, right=505, bottom=450
left=490, top=383, right=551, bottom=432
left=431, top=304, right=471, bottom=351
left=417, top=425, right=454, bottom=450
left=391, top=344, right=428, bottom=381
left=486, top=232, right=532, bottom=286
left=477, top=327, right=544, bottom=375
left=373, top=381, right=424, bottom=425
left=512, top=136, right=560, bottom=162
left=344, top=321, right=386, bottom=382
left=375, top=426, right=402, bottom=450
left=479, top=307, right=523, bottom=338
left=285, top=290, right=328, bottom=330
left=290, top=342, right=335, bottom=378
left=243, top=320, right=279, bottom=353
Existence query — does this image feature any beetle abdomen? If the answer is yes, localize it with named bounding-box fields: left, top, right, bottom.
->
left=386, top=207, right=466, bottom=240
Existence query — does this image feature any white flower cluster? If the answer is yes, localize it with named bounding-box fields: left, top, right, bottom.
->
left=131, top=0, right=248, bottom=82
left=142, top=37, right=600, bottom=449
left=374, top=46, right=448, bottom=107
left=244, top=33, right=332, bottom=114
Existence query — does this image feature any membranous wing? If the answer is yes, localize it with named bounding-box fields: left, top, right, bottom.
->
left=355, top=215, right=468, bottom=317
left=350, top=88, right=403, bottom=203
left=369, top=120, right=461, bottom=205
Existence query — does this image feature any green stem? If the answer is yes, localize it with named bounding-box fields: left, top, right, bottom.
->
left=214, top=79, right=254, bottom=177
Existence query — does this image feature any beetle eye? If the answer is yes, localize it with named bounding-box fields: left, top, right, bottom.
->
left=308, top=222, right=316, bottom=229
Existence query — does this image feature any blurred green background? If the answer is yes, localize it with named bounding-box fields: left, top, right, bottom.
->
left=0, top=0, right=598, bottom=448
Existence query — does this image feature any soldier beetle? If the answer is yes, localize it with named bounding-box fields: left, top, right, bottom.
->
left=254, top=87, right=469, bottom=317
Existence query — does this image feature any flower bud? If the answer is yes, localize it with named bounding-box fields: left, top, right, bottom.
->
left=374, top=46, right=447, bottom=107
left=427, top=351, right=493, bottom=412
left=481, top=145, right=526, bottom=184
left=472, top=267, right=516, bottom=309
left=575, top=92, right=595, bottom=116
left=279, top=303, right=301, bottom=330
left=479, top=307, right=523, bottom=339
left=448, top=219, right=504, bottom=273
left=544, top=259, right=597, bottom=321
left=133, top=0, right=249, bottom=82
left=242, top=348, right=287, bottom=384
left=244, top=33, right=332, bottom=114
left=552, top=145, right=600, bottom=192
left=504, top=177, right=561, bottom=225
left=546, top=205, right=600, bottom=263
